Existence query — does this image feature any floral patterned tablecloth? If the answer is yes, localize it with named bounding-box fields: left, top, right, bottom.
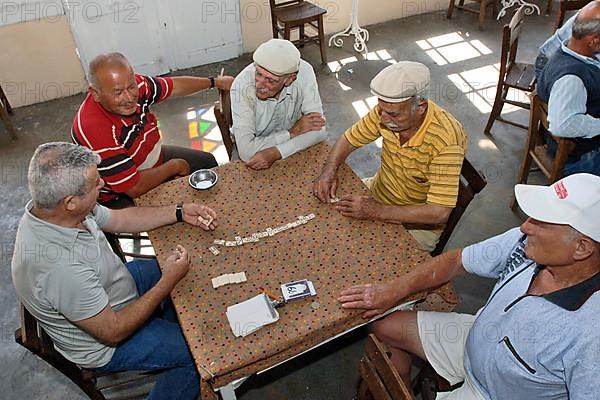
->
left=138, top=142, right=458, bottom=399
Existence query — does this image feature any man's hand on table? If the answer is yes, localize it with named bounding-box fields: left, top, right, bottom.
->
left=182, top=203, right=218, bottom=230
left=289, top=112, right=326, bottom=138
left=338, top=282, right=403, bottom=319
left=313, top=164, right=339, bottom=203
left=167, top=158, right=191, bottom=178
left=335, top=194, right=378, bottom=220
left=162, top=245, right=191, bottom=286
left=246, top=147, right=282, bottom=170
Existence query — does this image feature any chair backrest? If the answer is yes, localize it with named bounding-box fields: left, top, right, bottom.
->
left=15, top=304, right=157, bottom=399
left=500, top=6, right=526, bottom=77
left=214, top=88, right=236, bottom=160
left=529, top=94, right=576, bottom=181
left=431, top=158, right=487, bottom=256
left=357, top=334, right=412, bottom=400
left=15, top=305, right=107, bottom=399
left=269, top=0, right=304, bottom=9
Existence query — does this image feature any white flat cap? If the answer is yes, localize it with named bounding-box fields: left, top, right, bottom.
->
left=370, top=61, right=430, bottom=103
left=253, top=39, right=301, bottom=76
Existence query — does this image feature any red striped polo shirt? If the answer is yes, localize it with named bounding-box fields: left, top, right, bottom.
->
left=72, top=74, right=173, bottom=203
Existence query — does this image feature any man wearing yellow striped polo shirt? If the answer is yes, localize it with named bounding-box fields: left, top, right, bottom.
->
left=313, top=62, right=467, bottom=251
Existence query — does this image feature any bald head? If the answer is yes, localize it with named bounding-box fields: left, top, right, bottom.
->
left=88, top=52, right=132, bottom=88
left=572, top=0, right=600, bottom=39
left=88, top=53, right=139, bottom=116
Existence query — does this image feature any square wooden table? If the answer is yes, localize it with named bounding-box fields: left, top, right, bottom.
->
left=137, top=142, right=458, bottom=399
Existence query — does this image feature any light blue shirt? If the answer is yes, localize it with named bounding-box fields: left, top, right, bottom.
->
left=534, top=13, right=576, bottom=78
left=461, top=228, right=600, bottom=400
left=547, top=43, right=600, bottom=139
left=230, top=60, right=326, bottom=161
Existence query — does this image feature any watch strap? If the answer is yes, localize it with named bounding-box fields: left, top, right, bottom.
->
left=175, top=203, right=184, bottom=223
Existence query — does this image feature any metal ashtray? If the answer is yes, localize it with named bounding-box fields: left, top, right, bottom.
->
left=188, top=169, right=218, bottom=190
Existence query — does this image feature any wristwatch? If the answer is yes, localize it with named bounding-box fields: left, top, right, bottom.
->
left=209, top=76, right=215, bottom=89
left=175, top=203, right=184, bottom=223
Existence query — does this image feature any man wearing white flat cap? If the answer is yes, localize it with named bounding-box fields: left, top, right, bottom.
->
left=314, top=61, right=467, bottom=251
left=230, top=38, right=326, bottom=169
left=338, top=173, right=600, bottom=399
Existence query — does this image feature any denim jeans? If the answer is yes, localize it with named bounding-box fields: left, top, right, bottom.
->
left=545, top=132, right=600, bottom=176
left=95, top=259, right=199, bottom=400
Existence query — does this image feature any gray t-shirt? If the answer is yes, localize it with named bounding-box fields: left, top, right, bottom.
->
left=461, top=227, right=600, bottom=399
left=11, top=202, right=138, bottom=368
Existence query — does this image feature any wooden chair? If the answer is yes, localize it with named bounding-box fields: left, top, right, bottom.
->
left=484, top=6, right=536, bottom=135
left=511, top=94, right=576, bottom=209
left=269, top=0, right=327, bottom=64
left=0, top=82, right=17, bottom=140
left=214, top=88, right=236, bottom=160
left=447, top=0, right=498, bottom=30
left=15, top=305, right=158, bottom=400
left=358, top=334, right=460, bottom=400
left=546, top=0, right=592, bottom=31
left=105, top=231, right=156, bottom=261
left=431, top=158, right=487, bottom=257
left=357, top=334, right=412, bottom=400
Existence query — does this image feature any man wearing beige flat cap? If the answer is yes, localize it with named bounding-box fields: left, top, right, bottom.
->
left=231, top=39, right=327, bottom=170
left=314, top=61, right=467, bottom=251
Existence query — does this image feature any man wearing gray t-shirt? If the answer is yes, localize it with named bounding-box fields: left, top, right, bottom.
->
left=11, top=142, right=219, bottom=400
left=339, top=173, right=600, bottom=399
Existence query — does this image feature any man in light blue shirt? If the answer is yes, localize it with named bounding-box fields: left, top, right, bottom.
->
left=339, top=173, right=600, bottom=399
left=537, top=1, right=600, bottom=175
left=231, top=39, right=327, bottom=170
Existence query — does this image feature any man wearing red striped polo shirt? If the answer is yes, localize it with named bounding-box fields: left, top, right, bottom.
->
left=72, top=52, right=233, bottom=208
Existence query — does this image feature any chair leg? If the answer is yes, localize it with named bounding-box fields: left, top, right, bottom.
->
left=299, top=25, right=305, bottom=47
left=357, top=379, right=374, bottom=400
left=270, top=13, right=279, bottom=38
left=484, top=83, right=505, bottom=135
left=0, top=99, right=17, bottom=140
left=511, top=131, right=537, bottom=210
left=478, top=0, right=486, bottom=30
left=550, top=142, right=569, bottom=182
left=284, top=23, right=291, bottom=41
left=318, top=15, right=327, bottom=65
left=546, top=0, right=553, bottom=15
left=447, top=0, right=456, bottom=19
left=0, top=84, right=13, bottom=114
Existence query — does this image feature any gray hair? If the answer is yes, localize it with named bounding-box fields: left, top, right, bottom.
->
left=28, top=142, right=101, bottom=210
left=88, top=52, right=131, bottom=88
left=572, top=7, right=600, bottom=39
left=410, top=94, right=428, bottom=114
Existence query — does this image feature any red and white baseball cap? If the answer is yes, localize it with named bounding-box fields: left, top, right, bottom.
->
left=515, top=173, right=600, bottom=241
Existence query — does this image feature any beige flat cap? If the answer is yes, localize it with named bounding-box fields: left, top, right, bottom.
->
left=370, top=61, right=430, bottom=103
left=253, top=39, right=301, bottom=76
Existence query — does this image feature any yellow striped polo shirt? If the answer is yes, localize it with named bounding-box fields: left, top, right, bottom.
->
left=344, top=100, right=467, bottom=208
